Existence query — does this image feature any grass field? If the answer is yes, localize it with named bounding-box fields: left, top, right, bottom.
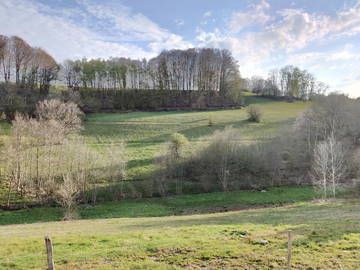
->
left=1, top=198, right=359, bottom=269
left=82, top=96, right=309, bottom=179
left=0, top=186, right=314, bottom=225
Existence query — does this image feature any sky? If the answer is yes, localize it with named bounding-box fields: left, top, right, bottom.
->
left=0, top=0, right=360, bottom=97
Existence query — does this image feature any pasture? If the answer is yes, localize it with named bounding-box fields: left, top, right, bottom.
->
left=82, top=96, right=309, bottom=180
left=1, top=198, right=359, bottom=269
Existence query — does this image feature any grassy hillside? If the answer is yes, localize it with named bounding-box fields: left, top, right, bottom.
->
left=1, top=198, right=359, bottom=269
left=0, top=95, right=309, bottom=204
left=82, top=95, right=309, bottom=179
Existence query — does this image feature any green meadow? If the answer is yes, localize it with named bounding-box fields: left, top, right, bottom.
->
left=82, top=96, right=309, bottom=180
left=1, top=198, right=359, bottom=269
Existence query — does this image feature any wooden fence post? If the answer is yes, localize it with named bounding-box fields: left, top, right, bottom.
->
left=45, top=235, right=55, bottom=270
left=287, top=230, right=292, bottom=270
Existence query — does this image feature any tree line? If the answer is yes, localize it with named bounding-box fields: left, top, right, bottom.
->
left=1, top=34, right=330, bottom=103
left=61, top=48, right=242, bottom=94
left=0, top=35, right=59, bottom=95
left=0, top=34, right=241, bottom=95
left=246, top=66, right=329, bottom=99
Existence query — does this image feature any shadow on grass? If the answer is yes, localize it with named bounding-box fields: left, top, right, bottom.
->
left=117, top=200, right=360, bottom=245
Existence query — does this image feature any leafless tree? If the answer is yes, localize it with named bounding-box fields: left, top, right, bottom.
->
left=3, top=98, right=127, bottom=211
left=10, top=36, right=33, bottom=84
left=36, top=48, right=59, bottom=95
left=36, top=99, right=84, bottom=134
left=56, top=173, right=81, bottom=220
left=312, top=134, right=348, bottom=198
left=312, top=140, right=330, bottom=198
left=0, top=36, right=12, bottom=83
left=154, top=133, right=189, bottom=195
left=61, top=60, right=82, bottom=89
left=0, top=35, right=7, bottom=80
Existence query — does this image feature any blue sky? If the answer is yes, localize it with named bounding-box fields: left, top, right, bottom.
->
left=0, top=0, right=360, bottom=97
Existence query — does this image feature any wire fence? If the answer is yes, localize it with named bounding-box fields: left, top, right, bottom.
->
left=1, top=230, right=359, bottom=270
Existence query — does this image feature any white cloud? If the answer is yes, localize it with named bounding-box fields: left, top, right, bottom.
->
left=0, top=0, right=192, bottom=61
left=196, top=3, right=360, bottom=96
left=229, top=0, right=271, bottom=33
left=229, top=11, right=270, bottom=33
left=204, top=11, right=212, bottom=17
left=149, top=34, right=192, bottom=52
left=202, top=4, right=360, bottom=65
left=251, top=0, right=271, bottom=11
left=77, top=0, right=172, bottom=42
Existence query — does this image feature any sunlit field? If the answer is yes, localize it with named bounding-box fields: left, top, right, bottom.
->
left=1, top=198, right=359, bottom=269
left=82, top=96, right=310, bottom=180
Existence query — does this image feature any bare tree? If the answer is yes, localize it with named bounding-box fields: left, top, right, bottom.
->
left=0, top=36, right=12, bottom=83
left=10, top=36, right=33, bottom=84
left=32, top=48, right=59, bottom=95
left=0, top=35, right=7, bottom=80
left=154, top=133, right=189, bottom=195
left=56, top=173, right=81, bottom=220
left=312, top=140, right=330, bottom=198
left=312, top=134, right=348, bottom=198
left=3, top=99, right=127, bottom=211
left=327, top=135, right=348, bottom=197
left=36, top=99, right=84, bottom=134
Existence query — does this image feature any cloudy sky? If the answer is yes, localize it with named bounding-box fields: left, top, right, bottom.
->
left=1, top=0, right=360, bottom=97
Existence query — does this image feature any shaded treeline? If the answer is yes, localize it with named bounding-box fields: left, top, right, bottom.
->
left=70, top=89, right=243, bottom=113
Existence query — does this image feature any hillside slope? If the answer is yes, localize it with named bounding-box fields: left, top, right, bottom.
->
left=83, top=95, right=310, bottom=180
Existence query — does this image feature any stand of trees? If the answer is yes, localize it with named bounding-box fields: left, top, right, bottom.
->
left=1, top=34, right=331, bottom=106
left=1, top=35, right=245, bottom=117
left=1, top=99, right=127, bottom=217
left=61, top=48, right=242, bottom=94
left=0, top=35, right=59, bottom=95
left=248, top=66, right=329, bottom=100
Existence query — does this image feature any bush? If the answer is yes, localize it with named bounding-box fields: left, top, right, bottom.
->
left=247, top=105, right=262, bottom=122
left=153, top=133, right=189, bottom=196
left=208, top=114, right=214, bottom=126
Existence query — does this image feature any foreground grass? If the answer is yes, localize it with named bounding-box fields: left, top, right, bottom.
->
left=1, top=198, right=359, bottom=269
left=0, top=186, right=314, bottom=226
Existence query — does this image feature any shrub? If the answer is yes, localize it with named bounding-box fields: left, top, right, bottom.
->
left=153, top=133, right=189, bottom=196
left=208, top=114, right=214, bottom=126
left=169, top=133, right=189, bottom=159
left=36, top=99, right=84, bottom=134
left=247, top=105, right=262, bottom=123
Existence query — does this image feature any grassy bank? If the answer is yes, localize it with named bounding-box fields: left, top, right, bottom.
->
left=0, top=186, right=314, bottom=226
